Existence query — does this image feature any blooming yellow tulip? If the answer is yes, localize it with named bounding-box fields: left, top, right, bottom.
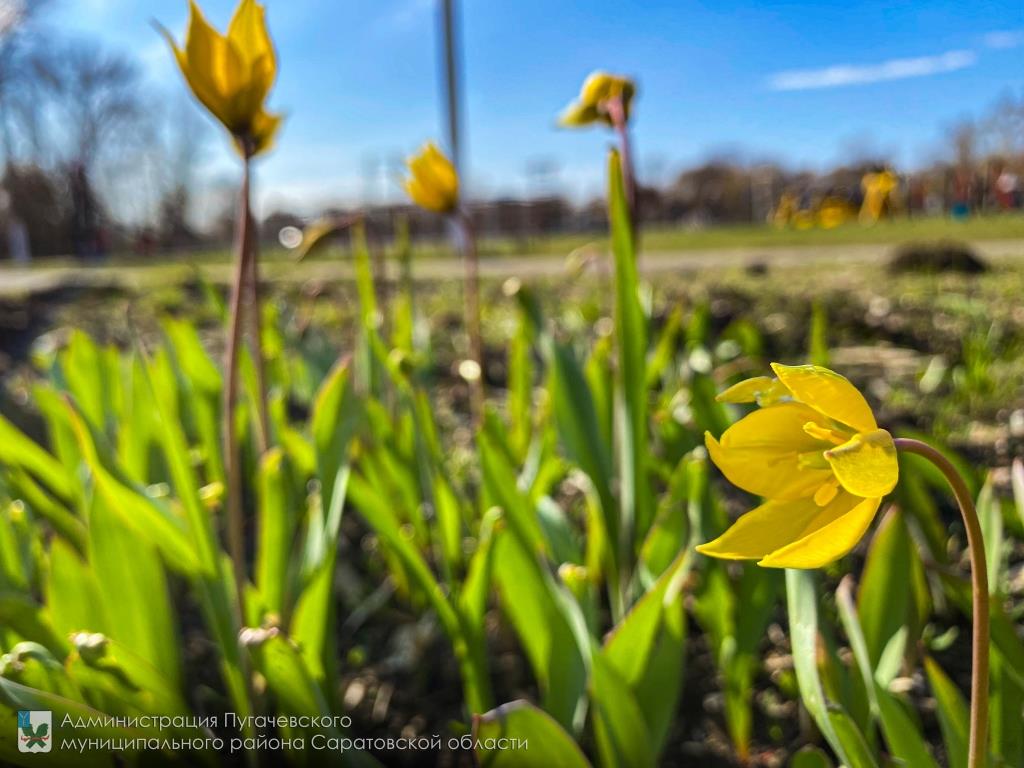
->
left=698, top=363, right=898, bottom=568
left=161, top=0, right=282, bottom=157
left=404, top=142, right=459, bottom=214
left=559, top=71, right=636, bottom=128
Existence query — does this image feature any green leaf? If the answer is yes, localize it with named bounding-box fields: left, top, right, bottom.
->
left=808, top=300, right=830, bottom=367
left=603, top=550, right=689, bottom=754
left=348, top=471, right=497, bottom=717
left=46, top=537, right=108, bottom=640
left=474, top=700, right=591, bottom=768
left=990, top=647, right=1024, bottom=766
left=639, top=452, right=700, bottom=582
left=0, top=678, right=133, bottom=767
left=311, top=359, right=360, bottom=533
left=857, top=509, right=913, bottom=668
left=255, top=448, right=294, bottom=619
left=976, top=474, right=1004, bottom=592
left=0, top=413, right=75, bottom=503
left=66, top=402, right=200, bottom=575
left=1011, top=458, right=1024, bottom=530
left=790, top=746, right=834, bottom=768
left=161, top=319, right=223, bottom=484
left=508, top=299, right=537, bottom=460
left=142, top=353, right=221, bottom=575
left=458, top=507, right=502, bottom=628
left=589, top=653, right=655, bottom=768
left=492, top=529, right=587, bottom=730
left=88, top=495, right=181, bottom=692
left=607, top=148, right=653, bottom=543
left=68, top=633, right=190, bottom=718
left=479, top=427, right=544, bottom=553
left=248, top=631, right=331, bottom=717
left=786, top=569, right=872, bottom=767
left=825, top=706, right=880, bottom=768
left=924, top=656, right=968, bottom=768
left=7, top=468, right=85, bottom=551
left=289, top=558, right=334, bottom=687
left=431, top=472, right=464, bottom=579
left=0, top=593, right=67, bottom=657
left=940, top=573, right=1024, bottom=688
left=645, top=306, right=683, bottom=389
left=874, top=686, right=939, bottom=768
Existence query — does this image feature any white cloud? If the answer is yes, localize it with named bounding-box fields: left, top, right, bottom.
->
left=768, top=49, right=976, bottom=91
left=983, top=30, right=1024, bottom=50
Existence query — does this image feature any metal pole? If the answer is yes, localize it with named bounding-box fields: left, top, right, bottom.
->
left=440, top=0, right=462, bottom=172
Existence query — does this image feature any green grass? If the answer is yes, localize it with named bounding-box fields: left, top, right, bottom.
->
left=5, top=213, right=1024, bottom=274
left=489, top=211, right=1024, bottom=256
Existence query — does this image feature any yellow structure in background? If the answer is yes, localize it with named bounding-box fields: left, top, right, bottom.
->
left=771, top=169, right=900, bottom=229
left=817, top=196, right=856, bottom=229
left=772, top=192, right=856, bottom=229
left=859, top=169, right=899, bottom=224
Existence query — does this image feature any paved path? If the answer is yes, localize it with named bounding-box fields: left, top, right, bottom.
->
left=1, top=239, right=1022, bottom=298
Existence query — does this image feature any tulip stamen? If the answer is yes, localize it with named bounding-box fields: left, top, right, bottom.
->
left=812, top=478, right=840, bottom=507
left=802, top=421, right=848, bottom=446
left=797, top=450, right=831, bottom=470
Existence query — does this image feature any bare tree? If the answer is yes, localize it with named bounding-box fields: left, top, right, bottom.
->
left=44, top=40, right=145, bottom=257
left=0, top=0, right=54, bottom=260
left=50, top=41, right=144, bottom=172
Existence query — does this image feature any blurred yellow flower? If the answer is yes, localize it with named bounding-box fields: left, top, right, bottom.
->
left=860, top=169, right=899, bottom=224
left=161, top=0, right=282, bottom=157
left=559, top=71, right=636, bottom=128
left=698, top=363, right=898, bottom=569
left=404, top=142, right=459, bottom=214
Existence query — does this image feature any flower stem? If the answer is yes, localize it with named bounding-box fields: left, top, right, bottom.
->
left=244, top=200, right=271, bottom=456
left=223, top=156, right=254, bottom=616
left=894, top=437, right=989, bottom=768
left=456, top=210, right=484, bottom=424
left=605, top=95, right=636, bottom=230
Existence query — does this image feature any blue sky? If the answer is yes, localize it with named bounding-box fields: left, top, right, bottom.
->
left=63, top=0, right=1024, bottom=214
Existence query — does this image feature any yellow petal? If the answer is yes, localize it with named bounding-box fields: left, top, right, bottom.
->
left=716, top=375, right=789, bottom=405
left=182, top=0, right=248, bottom=128
left=254, top=109, right=283, bottom=153
left=404, top=177, right=447, bottom=213
left=228, top=0, right=275, bottom=74
left=705, top=403, right=833, bottom=500
left=558, top=71, right=635, bottom=128
left=404, top=142, right=459, bottom=213
left=558, top=101, right=600, bottom=127
left=160, top=15, right=224, bottom=123
left=825, top=428, right=898, bottom=498
left=293, top=216, right=355, bottom=260
left=771, top=363, right=877, bottom=433
left=227, top=0, right=275, bottom=120
left=697, top=494, right=859, bottom=561
left=758, top=496, right=881, bottom=568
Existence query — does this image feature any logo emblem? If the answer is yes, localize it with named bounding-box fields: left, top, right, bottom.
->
left=18, top=711, right=52, bottom=753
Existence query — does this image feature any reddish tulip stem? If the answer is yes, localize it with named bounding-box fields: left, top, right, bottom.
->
left=605, top=95, right=636, bottom=229
left=244, top=196, right=271, bottom=456
left=894, top=437, right=989, bottom=768
left=456, top=209, right=484, bottom=425
left=223, top=155, right=254, bottom=616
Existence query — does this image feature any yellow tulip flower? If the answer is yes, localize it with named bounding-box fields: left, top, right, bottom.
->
left=559, top=71, right=636, bottom=128
left=698, top=363, right=898, bottom=568
left=404, top=142, right=459, bottom=214
left=162, top=0, right=282, bottom=157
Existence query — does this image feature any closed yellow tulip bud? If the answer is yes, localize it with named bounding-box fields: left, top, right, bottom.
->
left=559, top=71, right=636, bottom=128
left=161, top=0, right=283, bottom=157
left=403, top=142, right=459, bottom=214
